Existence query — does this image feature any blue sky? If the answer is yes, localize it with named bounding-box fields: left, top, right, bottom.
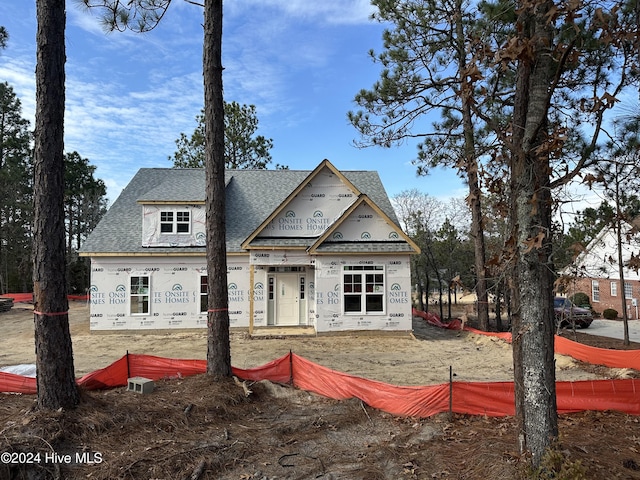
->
left=0, top=0, right=468, bottom=205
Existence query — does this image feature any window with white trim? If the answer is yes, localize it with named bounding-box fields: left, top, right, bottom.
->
left=591, top=280, right=600, bottom=302
left=200, top=275, right=208, bottom=313
left=160, top=210, right=190, bottom=234
left=611, top=281, right=618, bottom=297
left=130, top=276, right=150, bottom=314
left=625, top=282, right=633, bottom=298
left=343, top=265, right=385, bottom=314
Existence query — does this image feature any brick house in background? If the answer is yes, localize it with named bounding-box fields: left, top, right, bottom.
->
left=562, top=219, right=640, bottom=319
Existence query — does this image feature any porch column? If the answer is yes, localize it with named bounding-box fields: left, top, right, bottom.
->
left=249, top=263, right=255, bottom=335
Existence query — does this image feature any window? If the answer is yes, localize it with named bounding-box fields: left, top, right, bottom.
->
left=611, top=281, right=618, bottom=297
left=268, top=266, right=306, bottom=272
left=343, top=265, right=385, bottom=314
left=176, top=211, right=190, bottom=232
left=591, top=280, right=600, bottom=302
left=625, top=282, right=633, bottom=298
left=200, top=275, right=208, bottom=313
left=130, top=276, right=150, bottom=314
left=160, top=210, right=190, bottom=234
left=160, top=212, right=173, bottom=232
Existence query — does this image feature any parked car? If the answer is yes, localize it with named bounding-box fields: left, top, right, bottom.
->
left=554, top=297, right=593, bottom=328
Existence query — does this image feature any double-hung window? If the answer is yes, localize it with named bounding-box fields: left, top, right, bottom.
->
left=591, top=280, right=600, bottom=302
left=160, top=210, right=190, bottom=234
left=130, top=276, right=150, bottom=314
left=343, top=265, right=385, bottom=314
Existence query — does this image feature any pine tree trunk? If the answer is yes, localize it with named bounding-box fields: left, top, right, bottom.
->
left=33, top=0, right=79, bottom=410
left=612, top=177, right=631, bottom=345
left=510, top=155, right=557, bottom=463
left=509, top=0, right=558, bottom=465
left=495, top=282, right=503, bottom=331
left=466, top=146, right=489, bottom=330
left=454, top=0, right=489, bottom=331
left=204, top=0, right=232, bottom=378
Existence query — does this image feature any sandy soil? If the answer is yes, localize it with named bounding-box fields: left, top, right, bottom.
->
left=0, top=301, right=619, bottom=384
left=3, top=302, right=640, bottom=479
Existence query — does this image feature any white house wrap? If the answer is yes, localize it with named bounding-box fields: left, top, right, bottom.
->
left=80, top=160, right=420, bottom=333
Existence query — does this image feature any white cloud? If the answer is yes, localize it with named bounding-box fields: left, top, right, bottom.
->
left=227, top=0, right=375, bottom=25
left=0, top=0, right=394, bottom=202
left=0, top=57, right=36, bottom=123
left=67, top=5, right=112, bottom=37
left=62, top=66, right=204, bottom=200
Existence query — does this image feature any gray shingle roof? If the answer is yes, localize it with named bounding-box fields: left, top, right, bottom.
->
left=79, top=166, right=401, bottom=255
left=137, top=168, right=207, bottom=202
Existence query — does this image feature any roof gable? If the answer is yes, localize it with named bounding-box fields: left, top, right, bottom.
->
left=568, top=221, right=640, bottom=281
left=308, top=195, right=420, bottom=254
left=241, top=159, right=362, bottom=248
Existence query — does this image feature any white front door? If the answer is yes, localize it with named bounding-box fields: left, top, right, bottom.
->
left=276, top=274, right=299, bottom=326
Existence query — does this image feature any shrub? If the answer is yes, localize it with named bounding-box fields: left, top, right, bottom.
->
left=570, top=292, right=590, bottom=308
left=603, top=308, right=618, bottom=320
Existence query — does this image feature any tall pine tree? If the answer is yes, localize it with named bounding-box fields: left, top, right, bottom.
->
left=33, top=0, right=80, bottom=409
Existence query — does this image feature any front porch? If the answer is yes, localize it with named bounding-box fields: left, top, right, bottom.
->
left=250, top=325, right=317, bottom=337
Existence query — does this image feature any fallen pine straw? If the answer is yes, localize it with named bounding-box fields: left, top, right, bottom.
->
left=2, top=374, right=640, bottom=479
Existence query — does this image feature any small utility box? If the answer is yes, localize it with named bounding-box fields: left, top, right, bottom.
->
left=127, top=377, right=154, bottom=394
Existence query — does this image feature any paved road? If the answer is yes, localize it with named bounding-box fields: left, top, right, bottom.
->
left=580, top=319, right=640, bottom=342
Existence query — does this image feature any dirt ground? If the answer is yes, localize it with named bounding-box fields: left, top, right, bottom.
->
left=1, top=301, right=640, bottom=479
left=0, top=301, right=630, bottom=383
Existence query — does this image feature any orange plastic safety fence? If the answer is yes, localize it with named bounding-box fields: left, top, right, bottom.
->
left=1, top=293, right=89, bottom=303
left=2, top=311, right=640, bottom=418
left=1, top=353, right=640, bottom=417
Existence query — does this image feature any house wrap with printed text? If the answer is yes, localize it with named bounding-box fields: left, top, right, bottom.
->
left=79, top=159, right=420, bottom=334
